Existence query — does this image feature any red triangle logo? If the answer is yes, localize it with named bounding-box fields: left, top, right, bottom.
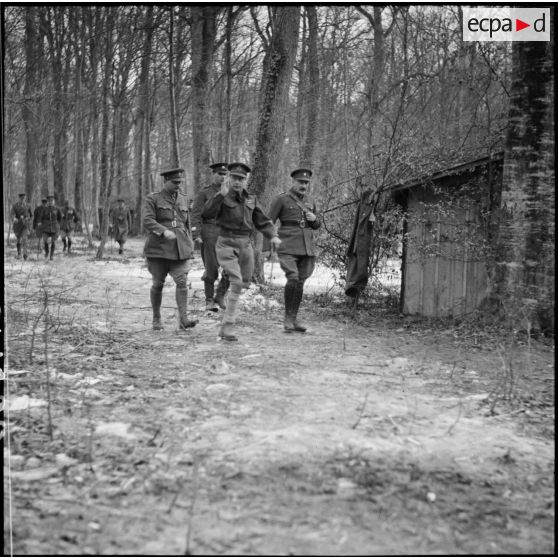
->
left=516, top=19, right=530, bottom=31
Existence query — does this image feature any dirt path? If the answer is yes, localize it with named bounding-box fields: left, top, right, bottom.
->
left=4, top=241, right=555, bottom=555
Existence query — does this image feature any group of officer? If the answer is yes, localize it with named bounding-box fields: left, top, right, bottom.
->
left=10, top=193, right=79, bottom=260
left=144, top=162, right=320, bottom=341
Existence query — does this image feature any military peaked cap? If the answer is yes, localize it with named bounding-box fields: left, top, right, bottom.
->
left=210, top=163, right=228, bottom=174
left=160, top=167, right=185, bottom=180
left=228, top=162, right=251, bottom=178
left=41, top=197, right=47, bottom=202
left=291, top=168, right=313, bottom=182
left=47, top=194, right=55, bottom=199
left=117, top=198, right=125, bottom=202
left=18, top=192, right=26, bottom=197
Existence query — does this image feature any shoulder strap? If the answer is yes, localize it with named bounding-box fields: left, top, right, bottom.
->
left=287, top=192, right=313, bottom=213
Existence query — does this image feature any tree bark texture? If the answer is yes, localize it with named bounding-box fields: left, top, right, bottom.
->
left=496, top=18, right=555, bottom=333
left=249, top=6, right=300, bottom=209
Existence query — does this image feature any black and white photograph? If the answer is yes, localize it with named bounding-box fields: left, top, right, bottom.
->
left=2, top=3, right=554, bottom=556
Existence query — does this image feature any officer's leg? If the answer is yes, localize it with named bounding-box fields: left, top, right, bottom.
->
left=169, top=260, right=197, bottom=330
left=202, top=237, right=219, bottom=311
left=49, top=234, right=56, bottom=260
left=67, top=232, right=72, bottom=254
left=279, top=254, right=300, bottom=332
left=292, top=256, right=316, bottom=332
left=42, top=234, right=49, bottom=258
left=21, top=230, right=28, bottom=260
left=147, top=258, right=167, bottom=330
left=238, top=238, right=255, bottom=289
left=16, top=232, right=22, bottom=258
left=216, top=237, right=242, bottom=341
left=62, top=231, right=67, bottom=252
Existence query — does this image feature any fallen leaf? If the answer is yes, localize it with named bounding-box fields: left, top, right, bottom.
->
left=10, top=467, right=59, bottom=482
left=95, top=422, right=137, bottom=440
left=8, top=395, right=47, bottom=411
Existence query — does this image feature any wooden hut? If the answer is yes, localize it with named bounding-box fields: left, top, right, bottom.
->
left=391, top=153, right=504, bottom=318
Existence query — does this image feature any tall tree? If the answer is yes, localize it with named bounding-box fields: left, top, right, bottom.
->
left=190, top=6, right=219, bottom=192
left=495, top=19, right=555, bottom=333
left=249, top=6, right=300, bottom=208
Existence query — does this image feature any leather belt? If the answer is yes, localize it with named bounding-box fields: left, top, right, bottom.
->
left=219, top=228, right=251, bottom=238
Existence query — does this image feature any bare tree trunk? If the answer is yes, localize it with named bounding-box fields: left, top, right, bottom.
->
left=134, top=6, right=154, bottom=235
left=96, top=9, right=115, bottom=259
left=191, top=6, right=218, bottom=192
left=168, top=7, right=181, bottom=167
left=495, top=20, right=555, bottom=333
left=249, top=6, right=301, bottom=209
left=22, top=7, right=41, bottom=201
left=300, top=5, right=319, bottom=168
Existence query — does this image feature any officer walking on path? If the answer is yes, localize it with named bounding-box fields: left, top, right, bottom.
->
left=11, top=193, right=33, bottom=260
left=60, top=200, right=79, bottom=255
left=111, top=198, right=132, bottom=255
left=37, top=194, right=62, bottom=261
left=143, top=167, right=197, bottom=331
left=33, top=197, right=47, bottom=253
left=202, top=162, right=281, bottom=341
left=191, top=163, right=230, bottom=311
left=269, top=168, right=321, bottom=333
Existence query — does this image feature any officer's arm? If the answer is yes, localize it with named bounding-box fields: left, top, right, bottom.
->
left=190, top=190, right=206, bottom=239
left=253, top=205, right=278, bottom=240
left=143, top=196, right=167, bottom=236
left=201, top=191, right=224, bottom=220
left=267, top=196, right=283, bottom=225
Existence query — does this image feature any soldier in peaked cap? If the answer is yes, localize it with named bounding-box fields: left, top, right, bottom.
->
left=143, top=167, right=197, bottom=331
left=60, top=199, right=80, bottom=255
left=202, top=162, right=281, bottom=341
left=11, top=193, right=32, bottom=260
left=268, top=168, right=321, bottom=333
left=191, top=162, right=231, bottom=311
left=37, top=194, right=62, bottom=260
left=111, top=198, right=132, bottom=255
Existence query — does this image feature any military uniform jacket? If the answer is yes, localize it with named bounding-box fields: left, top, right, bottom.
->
left=202, top=190, right=276, bottom=239
left=111, top=207, right=132, bottom=235
left=143, top=189, right=194, bottom=260
left=38, top=205, right=62, bottom=234
left=33, top=205, right=45, bottom=229
left=268, top=191, right=321, bottom=256
left=61, top=206, right=79, bottom=232
left=191, top=182, right=221, bottom=241
left=11, top=201, right=32, bottom=234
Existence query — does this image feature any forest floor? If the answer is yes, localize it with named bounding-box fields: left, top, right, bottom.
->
left=3, top=236, right=555, bottom=556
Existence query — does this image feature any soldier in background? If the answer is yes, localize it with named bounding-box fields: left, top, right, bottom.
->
left=191, top=162, right=230, bottom=311
left=111, top=198, right=132, bottom=255
left=143, top=167, right=197, bottom=331
left=37, top=194, right=62, bottom=261
left=202, top=162, right=281, bottom=341
left=269, top=168, right=321, bottom=333
left=33, top=197, right=47, bottom=253
left=60, top=199, right=79, bottom=255
left=11, top=193, right=32, bottom=260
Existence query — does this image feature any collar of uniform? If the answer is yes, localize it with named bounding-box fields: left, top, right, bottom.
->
left=288, top=189, right=305, bottom=201
left=161, top=188, right=178, bottom=202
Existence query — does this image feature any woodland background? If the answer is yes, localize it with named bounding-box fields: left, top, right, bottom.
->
left=2, top=4, right=554, bottom=328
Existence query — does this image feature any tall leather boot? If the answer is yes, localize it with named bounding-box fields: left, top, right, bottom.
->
left=44, top=242, right=49, bottom=258
left=292, top=281, right=307, bottom=332
left=214, top=274, right=229, bottom=310
left=176, top=287, right=197, bottom=330
left=67, top=239, right=72, bottom=254
left=283, top=280, right=298, bottom=332
left=62, top=238, right=67, bottom=252
left=49, top=241, right=55, bottom=260
left=16, top=242, right=21, bottom=259
left=150, top=286, right=164, bottom=330
left=204, top=280, right=218, bottom=312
